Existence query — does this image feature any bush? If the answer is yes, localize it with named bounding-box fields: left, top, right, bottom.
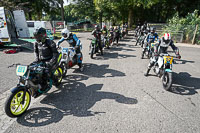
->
left=163, top=10, right=200, bottom=44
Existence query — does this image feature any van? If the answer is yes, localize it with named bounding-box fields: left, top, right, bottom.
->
left=0, top=7, right=30, bottom=43
left=27, top=21, right=53, bottom=37
left=0, top=7, right=10, bottom=43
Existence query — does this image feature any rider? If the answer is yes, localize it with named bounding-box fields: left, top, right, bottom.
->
left=33, top=27, right=59, bottom=96
left=109, top=26, right=114, bottom=45
left=102, top=25, right=109, bottom=47
left=123, top=23, right=128, bottom=35
left=102, top=25, right=108, bottom=37
left=144, top=33, right=181, bottom=76
left=57, top=28, right=83, bottom=70
left=141, top=27, right=158, bottom=57
left=113, top=26, right=120, bottom=46
left=91, top=25, right=103, bottom=55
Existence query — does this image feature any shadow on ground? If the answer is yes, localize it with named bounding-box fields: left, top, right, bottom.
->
left=76, top=63, right=126, bottom=78
left=93, top=46, right=137, bottom=60
left=17, top=74, right=138, bottom=127
left=171, top=72, right=200, bottom=95
left=173, top=59, right=195, bottom=64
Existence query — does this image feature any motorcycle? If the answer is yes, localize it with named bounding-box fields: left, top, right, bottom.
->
left=88, top=38, right=102, bottom=59
left=135, top=26, right=141, bottom=37
left=122, top=28, right=127, bottom=39
left=153, top=54, right=173, bottom=91
left=108, top=32, right=114, bottom=45
left=119, top=29, right=123, bottom=41
left=135, top=34, right=146, bottom=46
left=4, top=54, right=63, bottom=118
left=103, top=36, right=110, bottom=49
left=141, top=41, right=157, bottom=59
left=60, top=46, right=83, bottom=76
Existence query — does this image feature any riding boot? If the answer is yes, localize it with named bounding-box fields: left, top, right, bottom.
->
left=144, top=69, right=150, bottom=76
left=100, top=49, right=103, bottom=55
left=141, top=50, right=145, bottom=59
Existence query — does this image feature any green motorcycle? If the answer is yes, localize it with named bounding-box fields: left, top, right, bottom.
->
left=88, top=38, right=102, bottom=59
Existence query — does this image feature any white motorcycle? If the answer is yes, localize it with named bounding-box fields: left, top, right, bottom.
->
left=153, top=53, right=174, bottom=91
left=59, top=46, right=83, bottom=77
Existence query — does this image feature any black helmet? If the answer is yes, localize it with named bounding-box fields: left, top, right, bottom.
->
left=150, top=27, right=156, bottom=33
left=33, top=27, right=47, bottom=43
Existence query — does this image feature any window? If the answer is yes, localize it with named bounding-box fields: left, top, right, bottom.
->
left=27, top=22, right=34, bottom=27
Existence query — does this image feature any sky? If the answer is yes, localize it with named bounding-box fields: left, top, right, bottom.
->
left=64, top=0, right=74, bottom=6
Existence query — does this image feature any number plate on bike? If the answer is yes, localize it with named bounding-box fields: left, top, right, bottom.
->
left=62, top=48, right=68, bottom=53
left=163, top=56, right=173, bottom=64
left=16, top=65, right=27, bottom=76
left=151, top=43, right=156, bottom=48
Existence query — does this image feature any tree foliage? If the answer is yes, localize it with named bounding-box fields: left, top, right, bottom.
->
left=164, top=10, right=200, bottom=44
left=1, top=0, right=200, bottom=27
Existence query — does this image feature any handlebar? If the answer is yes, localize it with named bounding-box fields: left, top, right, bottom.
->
left=8, top=63, right=21, bottom=68
left=29, top=62, right=46, bottom=71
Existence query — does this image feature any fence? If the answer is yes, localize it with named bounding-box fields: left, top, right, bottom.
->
left=68, top=23, right=95, bottom=32
left=148, top=23, right=200, bottom=44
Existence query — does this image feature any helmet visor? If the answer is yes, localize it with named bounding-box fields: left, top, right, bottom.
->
left=34, top=34, right=45, bottom=42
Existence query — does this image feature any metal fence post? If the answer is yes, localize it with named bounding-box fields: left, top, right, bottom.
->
left=180, top=31, right=183, bottom=43
left=192, top=25, right=198, bottom=45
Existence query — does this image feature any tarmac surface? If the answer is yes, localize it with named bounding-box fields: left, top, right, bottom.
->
left=0, top=32, right=200, bottom=133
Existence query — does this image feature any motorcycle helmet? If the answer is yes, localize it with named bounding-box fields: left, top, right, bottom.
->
left=61, top=28, right=70, bottom=38
left=163, top=33, right=171, bottom=43
left=150, top=27, right=156, bottom=34
left=33, top=27, right=47, bottom=43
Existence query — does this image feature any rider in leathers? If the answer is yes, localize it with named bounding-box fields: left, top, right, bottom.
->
left=141, top=27, right=158, bottom=58
left=102, top=25, right=109, bottom=48
left=113, top=26, right=120, bottom=46
left=92, top=25, right=103, bottom=55
left=109, top=26, right=114, bottom=45
left=57, top=28, right=83, bottom=70
left=144, top=33, right=181, bottom=76
left=33, top=27, right=59, bottom=96
left=135, top=25, right=149, bottom=46
left=102, top=25, right=108, bottom=37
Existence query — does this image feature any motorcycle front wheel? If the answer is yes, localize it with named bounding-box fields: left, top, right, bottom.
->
left=162, top=72, right=172, bottom=91
left=135, top=37, right=139, bottom=46
left=5, top=88, right=31, bottom=118
left=90, top=48, right=94, bottom=59
left=105, top=40, right=110, bottom=49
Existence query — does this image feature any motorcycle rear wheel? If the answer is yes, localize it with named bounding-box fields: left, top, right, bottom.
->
left=54, top=67, right=63, bottom=86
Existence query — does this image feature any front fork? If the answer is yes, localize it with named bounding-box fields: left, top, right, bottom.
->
left=20, top=70, right=30, bottom=104
left=77, top=53, right=83, bottom=63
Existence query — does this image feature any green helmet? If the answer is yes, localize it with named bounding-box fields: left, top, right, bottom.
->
left=33, top=27, right=47, bottom=43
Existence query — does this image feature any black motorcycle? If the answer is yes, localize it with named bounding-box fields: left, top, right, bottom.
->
left=5, top=54, right=63, bottom=118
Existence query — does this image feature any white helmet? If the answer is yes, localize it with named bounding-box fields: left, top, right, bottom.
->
left=61, top=28, right=70, bottom=38
left=163, top=33, right=171, bottom=40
